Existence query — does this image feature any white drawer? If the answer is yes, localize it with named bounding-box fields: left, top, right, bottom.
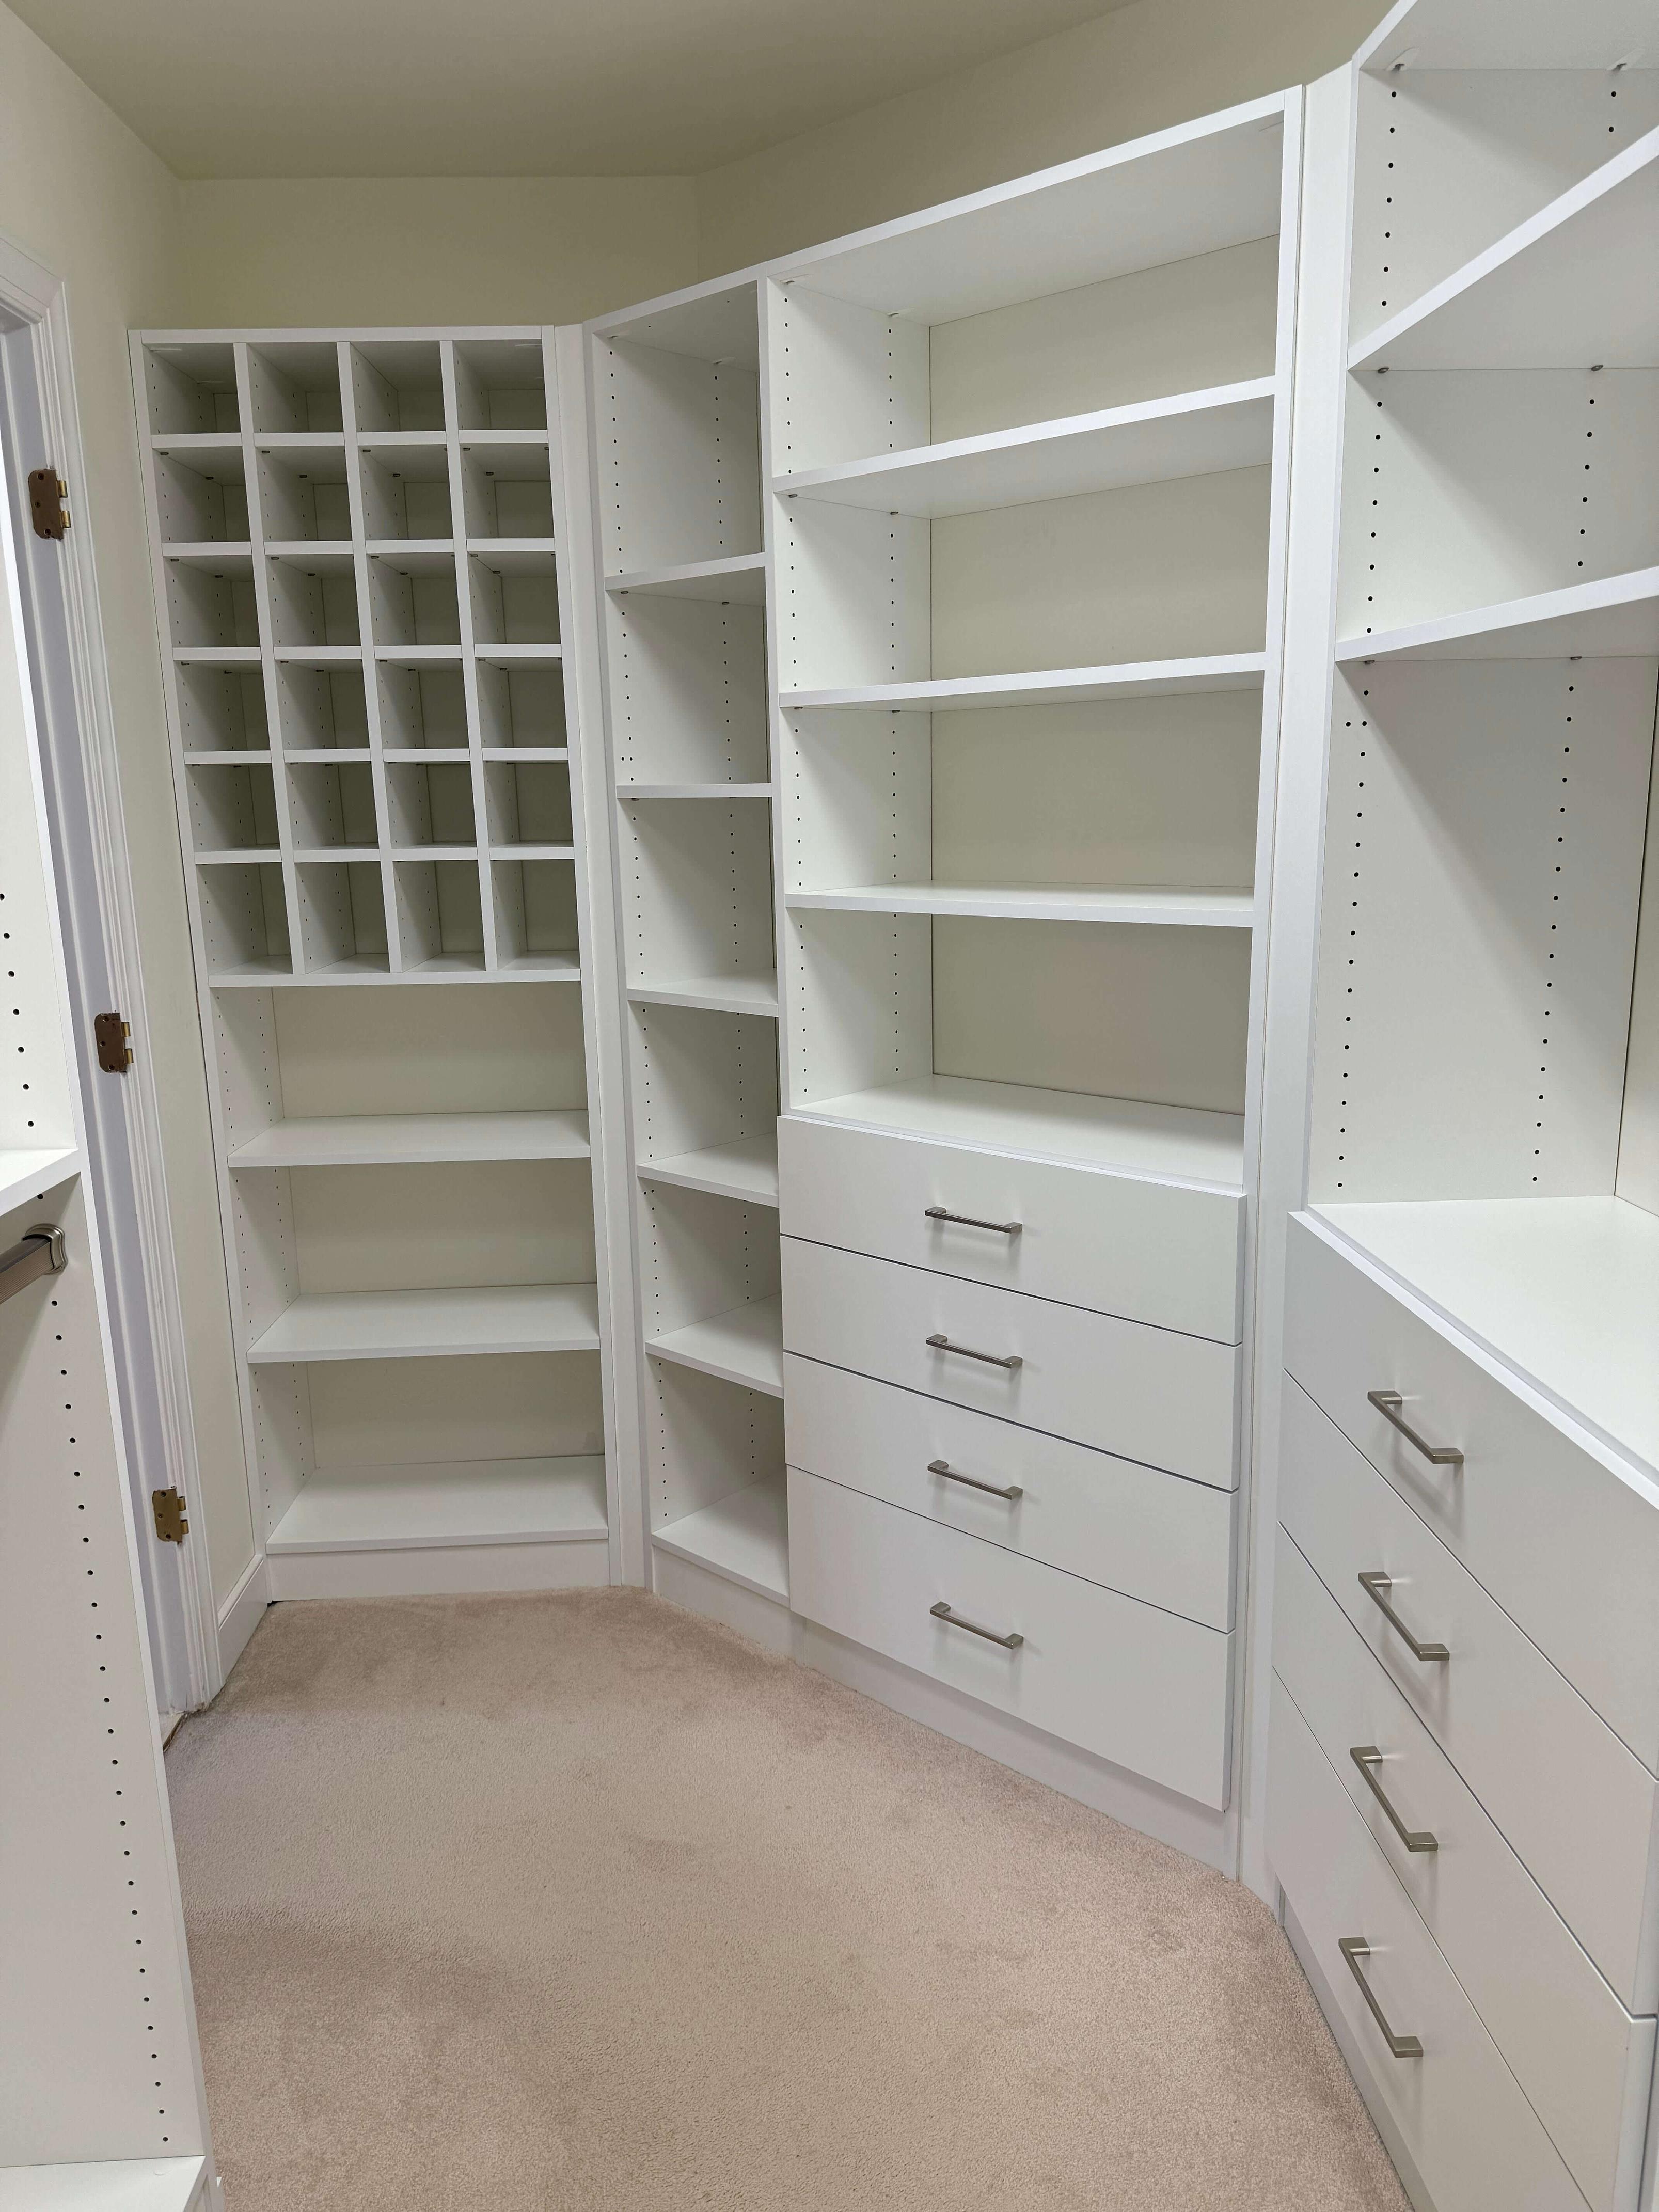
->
left=779, top=1114, right=1243, bottom=1341
left=1281, top=1374, right=1659, bottom=2015
left=785, top=1354, right=1235, bottom=1630
left=787, top=1465, right=1231, bottom=1807
left=1286, top=1213, right=1659, bottom=1769
left=1275, top=1524, right=1654, bottom=2212
left=1268, top=1672, right=1588, bottom=2212
left=780, top=1236, right=1238, bottom=1487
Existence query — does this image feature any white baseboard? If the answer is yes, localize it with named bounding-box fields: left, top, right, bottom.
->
left=263, top=1536, right=611, bottom=1601
left=652, top=1550, right=794, bottom=1653
left=215, top=1553, right=268, bottom=1680
left=0, top=2154, right=209, bottom=2209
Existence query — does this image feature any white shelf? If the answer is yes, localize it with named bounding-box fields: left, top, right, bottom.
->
left=0, top=2159, right=208, bottom=2212
left=638, top=1134, right=779, bottom=1207
left=162, top=541, right=252, bottom=565
left=626, top=973, right=779, bottom=1017
left=228, top=1109, right=590, bottom=1168
left=247, top=1281, right=601, bottom=1363
left=1352, top=127, right=1659, bottom=372
left=1336, top=568, right=1659, bottom=663
left=605, top=552, right=766, bottom=603
left=782, top=654, right=1266, bottom=712
left=774, top=379, right=1276, bottom=518
left=208, top=963, right=580, bottom=989
left=474, top=644, right=563, bottom=666
left=265, top=1455, right=607, bottom=1553
left=0, top=1144, right=80, bottom=1216
left=784, top=881, right=1255, bottom=928
left=1315, top=1197, right=1659, bottom=1479
left=793, top=1075, right=1246, bottom=1185
left=652, top=1473, right=788, bottom=1603
left=619, top=783, right=773, bottom=800
left=646, top=1295, right=784, bottom=1396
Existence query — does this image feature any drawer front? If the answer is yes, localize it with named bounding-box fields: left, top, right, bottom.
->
left=1268, top=1673, right=1588, bottom=2212
left=785, top=1353, right=1235, bottom=1630
left=1275, top=1524, right=1654, bottom=2212
left=787, top=1465, right=1231, bottom=1807
left=781, top=1236, right=1239, bottom=1488
left=1286, top=1213, right=1659, bottom=1768
left=779, top=1114, right=1243, bottom=1341
left=1281, top=1374, right=1659, bottom=2015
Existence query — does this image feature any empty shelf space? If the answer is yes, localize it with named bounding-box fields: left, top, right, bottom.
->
left=638, top=1135, right=779, bottom=1207
left=782, top=655, right=1267, bottom=711
left=247, top=1281, right=601, bottom=1362
left=265, top=1456, right=607, bottom=1554
left=652, top=1474, right=788, bottom=1603
left=646, top=1296, right=784, bottom=1396
left=0, top=1145, right=80, bottom=1216
left=228, top=1109, right=590, bottom=1168
left=627, top=974, right=779, bottom=1017
left=1336, top=568, right=1659, bottom=663
left=605, top=553, right=767, bottom=603
left=785, top=882, right=1255, bottom=927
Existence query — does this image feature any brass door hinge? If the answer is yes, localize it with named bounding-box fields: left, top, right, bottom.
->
left=94, top=1011, right=132, bottom=1072
left=151, top=1488, right=189, bottom=1544
left=28, top=467, right=68, bottom=540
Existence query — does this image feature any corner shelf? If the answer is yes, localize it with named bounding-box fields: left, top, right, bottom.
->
left=652, top=1474, right=789, bottom=1603
left=637, top=1135, right=780, bottom=1207
left=781, top=655, right=1267, bottom=711
left=604, top=552, right=767, bottom=603
left=626, top=974, right=779, bottom=1017
left=645, top=1295, right=784, bottom=1397
left=1336, top=567, right=1659, bottom=663
left=783, top=882, right=1256, bottom=927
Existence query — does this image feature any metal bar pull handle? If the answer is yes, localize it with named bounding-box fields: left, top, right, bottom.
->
left=1350, top=1747, right=1439, bottom=1853
left=930, top=1600, right=1023, bottom=1649
left=1339, top=1937, right=1423, bottom=2058
left=1358, top=1571, right=1450, bottom=1662
left=926, top=1332, right=1022, bottom=1371
left=928, top=1458, right=1022, bottom=1502
left=0, top=1223, right=66, bottom=1310
left=924, top=1206, right=1022, bottom=1237
left=1368, top=1389, right=1463, bottom=1468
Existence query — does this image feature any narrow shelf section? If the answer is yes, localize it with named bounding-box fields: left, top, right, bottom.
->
left=227, top=1109, right=591, bottom=1168
left=646, top=1295, right=784, bottom=1397
left=626, top=974, right=780, bottom=1017
left=652, top=1473, right=789, bottom=1603
left=638, top=1134, right=780, bottom=1207
left=620, top=783, right=774, bottom=800
left=0, top=1145, right=80, bottom=1216
left=1315, top=1197, right=1659, bottom=1479
left=782, top=655, right=1266, bottom=712
left=775, top=380, right=1276, bottom=517
left=796, top=1075, right=1246, bottom=1184
left=605, top=553, right=767, bottom=603
left=265, top=1456, right=608, bottom=1554
left=1336, top=568, right=1659, bottom=664
left=784, top=882, right=1255, bottom=928
left=247, top=1281, right=602, bottom=1364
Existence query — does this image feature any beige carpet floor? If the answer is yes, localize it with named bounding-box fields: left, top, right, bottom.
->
left=166, top=1588, right=1407, bottom=2212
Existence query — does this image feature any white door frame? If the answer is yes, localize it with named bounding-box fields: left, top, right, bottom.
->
left=0, top=229, right=219, bottom=1715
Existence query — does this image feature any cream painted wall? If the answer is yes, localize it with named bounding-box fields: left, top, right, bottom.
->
left=694, top=0, right=1387, bottom=274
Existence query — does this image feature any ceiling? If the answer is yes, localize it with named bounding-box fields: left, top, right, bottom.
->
left=16, top=0, right=1143, bottom=179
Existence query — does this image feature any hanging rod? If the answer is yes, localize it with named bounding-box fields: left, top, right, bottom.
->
left=0, top=1223, right=66, bottom=1308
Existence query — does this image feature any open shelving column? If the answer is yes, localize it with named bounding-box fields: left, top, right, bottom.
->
left=136, top=327, right=624, bottom=1600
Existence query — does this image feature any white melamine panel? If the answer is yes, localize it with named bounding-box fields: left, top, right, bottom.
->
left=787, top=884, right=1253, bottom=926
left=305, top=1349, right=603, bottom=1475
left=280, top=1157, right=594, bottom=1294
left=1620, top=757, right=1659, bottom=1212
left=605, top=555, right=765, bottom=603
left=228, top=1110, right=588, bottom=1167
left=781, top=658, right=1267, bottom=710
left=647, top=1297, right=783, bottom=1396
left=765, top=284, right=930, bottom=476
left=606, top=592, right=767, bottom=786
left=1267, top=1675, right=1589, bottom=2212
left=781, top=1235, right=1238, bottom=1485
left=265, top=1536, right=609, bottom=1601
left=645, top=1354, right=785, bottom=1541
left=782, top=907, right=932, bottom=1107
left=1335, top=569, right=1659, bottom=661
left=1279, top=1373, right=1659, bottom=2015
left=636, top=1177, right=781, bottom=1389
left=774, top=500, right=930, bottom=691
left=619, top=793, right=775, bottom=1000
left=653, top=1471, right=788, bottom=1601
left=788, top=1466, right=1232, bottom=1807
left=1275, top=1529, right=1653, bottom=2212
left=639, top=1137, right=777, bottom=1208
left=248, top=1281, right=601, bottom=1363
left=1364, top=4, right=1658, bottom=71
left=628, top=999, right=777, bottom=1177
left=265, top=1455, right=606, bottom=1552
left=778, top=1114, right=1243, bottom=1341
left=596, top=338, right=761, bottom=573
left=0, top=2160, right=208, bottom=2212
left=786, top=1356, right=1235, bottom=1625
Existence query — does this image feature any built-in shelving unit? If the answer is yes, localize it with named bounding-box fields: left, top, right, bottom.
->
left=135, top=328, right=622, bottom=1597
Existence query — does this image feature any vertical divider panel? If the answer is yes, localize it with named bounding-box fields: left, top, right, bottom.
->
left=239, top=340, right=302, bottom=967
left=439, top=338, right=499, bottom=969
left=340, top=337, right=403, bottom=974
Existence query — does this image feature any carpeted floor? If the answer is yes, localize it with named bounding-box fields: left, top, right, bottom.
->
left=166, top=1588, right=1407, bottom=2212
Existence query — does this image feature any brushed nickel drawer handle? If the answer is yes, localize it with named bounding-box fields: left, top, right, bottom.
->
left=925, top=1206, right=1022, bottom=1236
left=930, top=1600, right=1023, bottom=1649
left=927, top=1332, right=1022, bottom=1370
left=1350, top=1746, right=1439, bottom=1853
left=1358, top=1571, right=1449, bottom=1662
left=1339, top=1937, right=1423, bottom=2058
left=928, top=1458, right=1023, bottom=1502
left=1368, top=1389, right=1463, bottom=1468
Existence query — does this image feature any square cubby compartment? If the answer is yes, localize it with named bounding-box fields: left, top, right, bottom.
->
left=461, top=442, right=552, bottom=538
left=144, top=342, right=239, bottom=435
left=493, top=858, right=578, bottom=973
left=606, top=591, right=766, bottom=785
left=165, top=554, right=258, bottom=649
left=247, top=343, right=343, bottom=435
left=187, top=760, right=278, bottom=854
left=595, top=332, right=760, bottom=572
left=387, top=760, right=476, bottom=848
left=485, top=759, right=571, bottom=848
left=267, top=552, right=360, bottom=649
left=469, top=550, right=558, bottom=645
left=257, top=443, right=350, bottom=544
left=454, top=339, right=546, bottom=432
left=618, top=795, right=774, bottom=997
left=350, top=341, right=445, bottom=434
left=359, top=441, right=453, bottom=541
left=478, top=661, right=564, bottom=750
left=276, top=660, right=369, bottom=752
left=630, top=1000, right=779, bottom=1197
left=288, top=760, right=378, bottom=851
left=370, top=551, right=461, bottom=647
left=176, top=660, right=268, bottom=752
left=296, top=861, right=389, bottom=976
left=198, top=861, right=290, bottom=979
left=378, top=657, right=468, bottom=750
left=396, top=858, right=485, bottom=972
left=154, top=448, right=247, bottom=544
